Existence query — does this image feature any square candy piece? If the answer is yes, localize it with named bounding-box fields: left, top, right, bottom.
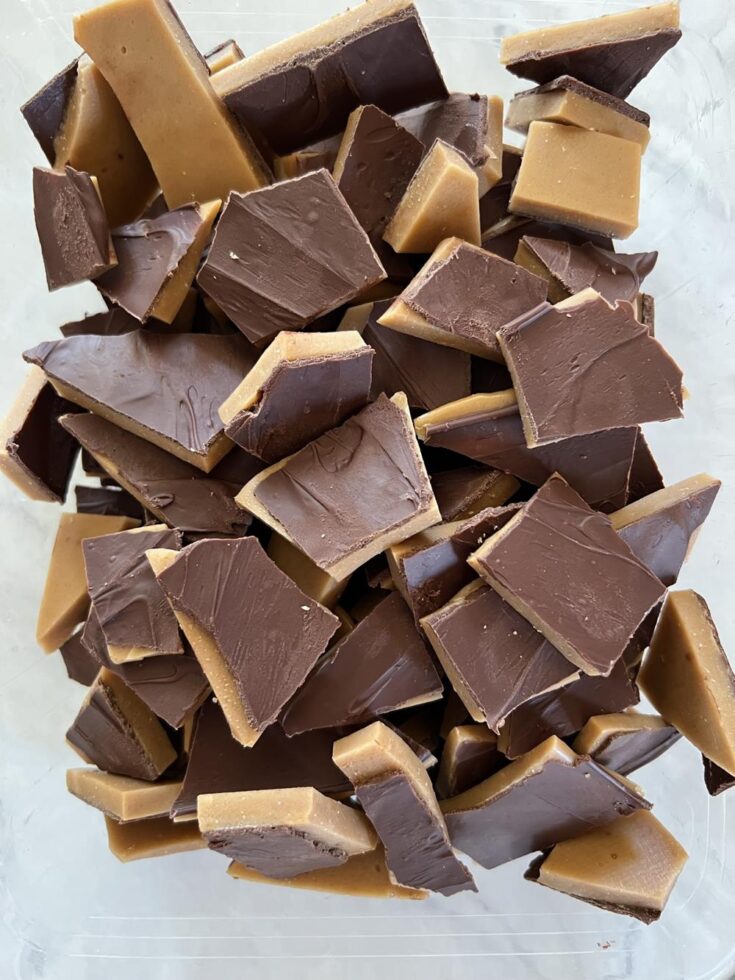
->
left=469, top=474, right=666, bottom=677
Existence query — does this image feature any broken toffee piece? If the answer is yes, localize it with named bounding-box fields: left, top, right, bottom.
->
left=703, top=756, right=735, bottom=797
left=510, top=122, right=642, bottom=238
left=525, top=810, right=687, bottom=923
left=82, top=525, right=183, bottom=663
left=507, top=76, right=651, bottom=151
left=211, top=0, right=447, bottom=155
left=0, top=367, right=79, bottom=503
left=383, top=141, right=480, bottom=253
left=498, top=290, right=683, bottom=447
left=204, top=39, right=244, bottom=75
left=60, top=413, right=252, bottom=536
left=514, top=236, right=657, bottom=306
left=66, top=667, right=177, bottom=780
left=610, top=474, right=720, bottom=586
left=441, top=735, right=650, bottom=870
left=60, top=630, right=102, bottom=686
left=280, top=592, right=442, bottom=736
left=431, top=466, right=519, bottom=522
left=639, top=591, right=735, bottom=778
left=267, top=534, right=347, bottom=609
left=67, top=768, right=183, bottom=822
left=479, top=146, right=523, bottom=232
left=338, top=300, right=471, bottom=411
left=573, top=712, right=680, bottom=776
left=104, top=813, right=205, bottom=862
left=198, top=170, right=385, bottom=345
left=219, top=331, right=373, bottom=463
left=33, top=167, right=116, bottom=291
left=333, top=721, right=476, bottom=896
left=198, top=787, right=377, bottom=878
left=151, top=538, right=339, bottom=747
left=379, top=238, right=548, bottom=361
left=500, top=2, right=681, bottom=99
left=27, top=331, right=258, bottom=471
left=74, top=0, right=270, bottom=209
left=469, top=474, right=666, bottom=677
left=239, top=393, right=441, bottom=580
left=627, top=432, right=665, bottom=503
left=275, top=133, right=343, bottom=181
left=436, top=725, right=504, bottom=800
left=422, top=580, right=578, bottom=731
left=415, top=391, right=638, bottom=512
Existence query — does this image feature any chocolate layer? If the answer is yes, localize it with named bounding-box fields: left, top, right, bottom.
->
left=60, top=413, right=251, bottom=536
left=281, top=592, right=442, bottom=735
left=396, top=93, right=494, bottom=168
left=157, top=537, right=339, bottom=731
left=26, top=332, right=257, bottom=465
left=587, top=722, right=680, bottom=776
left=703, top=756, right=735, bottom=797
left=197, top=170, right=385, bottom=345
left=20, top=59, right=78, bottom=164
left=626, top=431, right=664, bottom=503
left=470, top=475, right=666, bottom=677
left=479, top=147, right=523, bottom=231
left=436, top=726, right=504, bottom=799
left=431, top=466, right=517, bottom=521
left=75, top=485, right=146, bottom=520
left=342, top=300, right=471, bottom=411
left=512, top=75, right=651, bottom=125
left=216, top=3, right=447, bottom=154
left=33, top=166, right=115, bottom=291
left=205, top=824, right=349, bottom=878
left=59, top=630, right=99, bottom=686
left=172, top=699, right=351, bottom=819
left=61, top=308, right=141, bottom=337
left=355, top=772, right=475, bottom=896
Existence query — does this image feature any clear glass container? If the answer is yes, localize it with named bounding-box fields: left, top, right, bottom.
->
left=1, top=1, right=733, bottom=977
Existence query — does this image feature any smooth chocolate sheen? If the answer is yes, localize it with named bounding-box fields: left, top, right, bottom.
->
left=482, top=214, right=613, bottom=262
left=75, top=485, right=145, bottom=520
left=703, top=756, right=735, bottom=797
left=20, top=59, right=78, bottom=163
left=59, top=630, right=100, bottom=686
left=60, top=308, right=141, bottom=337
left=431, top=466, right=518, bottom=521
left=396, top=93, right=497, bottom=168
left=626, top=431, right=664, bottom=503
left=581, top=720, right=681, bottom=776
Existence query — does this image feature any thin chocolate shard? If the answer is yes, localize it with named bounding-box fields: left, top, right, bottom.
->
left=441, top=735, right=650, bottom=870
left=75, top=485, right=145, bottom=520
left=66, top=667, right=177, bottom=780
left=500, top=2, right=681, bottom=99
left=333, top=722, right=476, bottom=896
left=525, top=810, right=687, bottom=923
left=104, top=814, right=205, bottom=862
left=27, top=332, right=258, bottom=471
left=204, top=39, right=245, bottom=75
left=610, top=474, right=720, bottom=586
left=198, top=787, right=377, bottom=878
left=515, top=236, right=656, bottom=305
left=498, top=290, right=683, bottom=447
left=626, top=431, right=664, bottom=503
left=379, top=237, right=548, bottom=361
left=0, top=367, right=79, bottom=503
left=219, top=332, right=374, bottom=463
left=60, top=413, right=252, bottom=536
left=280, top=592, right=443, bottom=735
left=703, top=756, right=735, bottom=797
left=239, top=393, right=440, bottom=580
left=415, top=391, right=638, bottom=512
left=154, top=537, right=340, bottom=745
left=67, top=768, right=183, bottom=823
left=96, top=203, right=220, bottom=324
left=61, top=307, right=141, bottom=337
left=436, top=725, right=504, bottom=800
left=212, top=0, right=447, bottom=155
left=339, top=300, right=471, bottom=411
left=60, top=630, right=100, bottom=686
left=33, top=167, right=116, bottom=291
left=498, top=656, right=640, bottom=760
left=422, top=580, right=578, bottom=731
left=479, top=146, right=523, bottom=232
left=638, top=591, right=735, bottom=778
left=172, top=699, right=351, bottom=820
left=482, top=213, right=614, bottom=263
left=573, top=712, right=680, bottom=776
left=20, top=59, right=79, bottom=164
left=431, top=465, right=519, bottom=521
left=197, top=170, right=385, bottom=345
left=83, top=526, right=183, bottom=663
left=470, top=474, right=666, bottom=677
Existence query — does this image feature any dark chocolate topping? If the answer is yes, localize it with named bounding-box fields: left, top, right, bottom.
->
left=421, top=402, right=637, bottom=512
left=355, top=771, right=475, bottom=896
left=197, top=170, right=385, bottom=345
left=351, top=299, right=471, bottom=411
left=703, top=755, right=735, bottom=797
left=424, top=582, right=576, bottom=731
left=479, top=148, right=523, bottom=232
left=513, top=75, right=651, bottom=125
left=504, top=29, right=682, bottom=100
left=33, top=166, right=114, bottom=291
left=20, top=59, right=78, bottom=164
left=26, top=331, right=258, bottom=459
left=221, top=9, right=447, bottom=154
left=520, top=236, right=657, bottom=304
left=157, top=537, right=339, bottom=730
left=75, top=485, right=146, bottom=520
left=482, top=214, right=613, bottom=261
left=396, top=93, right=491, bottom=167
left=61, top=308, right=141, bottom=337
left=60, top=413, right=251, bottom=536
left=443, top=753, right=650, bottom=870
left=625, top=432, right=664, bottom=504
left=204, top=824, right=348, bottom=878
left=473, top=475, right=666, bottom=677
left=498, top=294, right=683, bottom=445
left=591, top=723, right=680, bottom=776
left=225, top=349, right=373, bottom=463
left=172, top=699, right=351, bottom=819
left=436, top=731, right=504, bottom=800
left=431, top=465, right=512, bottom=521
left=399, top=241, right=548, bottom=361
left=83, top=526, right=183, bottom=656
left=59, top=630, right=100, bottom=686
left=96, top=206, right=206, bottom=321
left=281, top=592, right=442, bottom=736
left=253, top=394, right=434, bottom=570
left=4, top=379, right=79, bottom=502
